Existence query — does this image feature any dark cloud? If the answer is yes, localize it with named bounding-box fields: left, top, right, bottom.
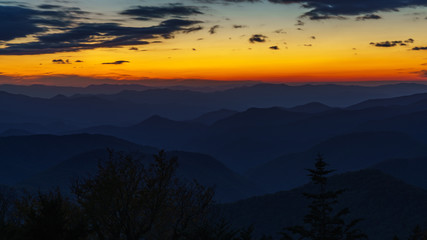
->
left=52, top=59, right=70, bottom=64
left=120, top=4, right=203, bottom=21
left=75, top=60, right=83, bottom=62
left=415, top=70, right=427, bottom=77
left=182, top=25, right=203, bottom=33
left=233, top=24, right=247, bottom=28
left=370, top=39, right=414, bottom=47
left=195, top=0, right=261, bottom=4
left=268, top=0, right=427, bottom=20
left=209, top=25, right=220, bottom=34
left=37, top=4, right=62, bottom=9
left=274, top=29, right=286, bottom=34
left=0, top=19, right=202, bottom=55
left=356, top=14, right=382, bottom=21
left=249, top=34, right=267, bottom=43
left=129, top=47, right=139, bottom=50
left=304, top=44, right=312, bottom=47
left=311, top=36, right=316, bottom=39
left=0, top=4, right=89, bottom=41
left=102, top=60, right=130, bottom=65
left=269, top=46, right=279, bottom=50
left=295, top=20, right=305, bottom=26
left=413, top=46, right=427, bottom=50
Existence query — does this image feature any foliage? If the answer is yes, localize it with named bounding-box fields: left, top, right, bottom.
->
left=72, top=150, right=215, bottom=240
left=281, top=154, right=366, bottom=240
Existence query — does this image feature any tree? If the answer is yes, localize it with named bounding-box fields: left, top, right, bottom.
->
left=281, top=154, right=366, bottom=240
left=72, top=150, right=214, bottom=240
left=0, top=186, right=19, bottom=240
left=16, top=189, right=88, bottom=240
left=407, top=225, right=427, bottom=240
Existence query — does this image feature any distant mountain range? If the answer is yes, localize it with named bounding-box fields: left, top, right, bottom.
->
left=1, top=83, right=427, bottom=127
left=246, top=131, right=427, bottom=192
left=0, top=134, right=258, bottom=202
left=1, top=84, right=427, bottom=238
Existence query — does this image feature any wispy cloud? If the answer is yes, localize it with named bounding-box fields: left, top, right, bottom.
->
left=102, top=60, right=130, bottom=65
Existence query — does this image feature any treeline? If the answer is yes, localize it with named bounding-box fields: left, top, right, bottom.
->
left=0, top=151, right=426, bottom=240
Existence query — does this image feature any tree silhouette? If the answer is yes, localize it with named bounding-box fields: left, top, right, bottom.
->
left=281, top=154, right=366, bottom=240
left=16, top=189, right=88, bottom=240
left=73, top=150, right=214, bottom=240
left=407, top=225, right=427, bottom=240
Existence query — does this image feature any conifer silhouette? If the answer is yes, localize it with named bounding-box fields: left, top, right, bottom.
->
left=281, top=154, right=366, bottom=240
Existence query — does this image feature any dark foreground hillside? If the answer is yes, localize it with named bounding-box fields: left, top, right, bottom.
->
left=222, top=169, right=427, bottom=240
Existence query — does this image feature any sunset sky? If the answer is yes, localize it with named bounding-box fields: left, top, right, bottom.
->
left=1, top=0, right=427, bottom=85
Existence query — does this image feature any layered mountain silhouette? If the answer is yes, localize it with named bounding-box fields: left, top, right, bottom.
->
left=0, top=134, right=257, bottom=202
left=247, top=131, right=427, bottom=192
left=372, top=157, right=427, bottom=190
left=20, top=149, right=258, bottom=202
left=222, top=169, right=427, bottom=240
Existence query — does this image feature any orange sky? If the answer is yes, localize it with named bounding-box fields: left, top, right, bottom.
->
left=1, top=1, right=427, bottom=85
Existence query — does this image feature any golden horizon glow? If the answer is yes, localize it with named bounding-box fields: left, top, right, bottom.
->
left=1, top=1, right=427, bottom=85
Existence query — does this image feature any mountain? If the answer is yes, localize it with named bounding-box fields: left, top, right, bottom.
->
left=74, top=115, right=208, bottom=149
left=98, top=83, right=427, bottom=109
left=211, top=107, right=310, bottom=129
left=19, top=149, right=259, bottom=203
left=288, top=102, right=335, bottom=113
left=221, top=169, right=427, bottom=240
left=0, top=134, right=147, bottom=185
left=247, top=131, right=427, bottom=192
left=184, top=106, right=411, bottom=172
left=372, top=157, right=427, bottom=190
left=348, top=92, right=427, bottom=110
left=190, top=109, right=238, bottom=125
left=0, top=84, right=153, bottom=98
left=70, top=102, right=423, bottom=173
left=0, top=128, right=33, bottom=137
left=356, top=110, right=427, bottom=142
left=2, top=83, right=427, bottom=130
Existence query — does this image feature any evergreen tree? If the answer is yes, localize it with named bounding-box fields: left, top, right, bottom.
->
left=407, top=225, right=427, bottom=240
left=280, top=154, right=366, bottom=240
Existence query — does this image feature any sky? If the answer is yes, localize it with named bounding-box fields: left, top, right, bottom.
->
left=1, top=0, right=427, bottom=85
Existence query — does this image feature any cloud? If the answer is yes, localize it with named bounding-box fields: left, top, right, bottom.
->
left=267, top=0, right=427, bottom=20
left=195, top=0, right=261, bottom=4
left=356, top=14, right=382, bottom=21
left=415, top=70, right=427, bottom=77
left=295, top=20, right=305, bottom=26
left=0, top=4, right=87, bottom=41
left=269, top=46, right=279, bottom=50
left=209, top=25, right=220, bottom=34
left=129, top=47, right=139, bottom=50
left=182, top=25, right=203, bottom=33
left=75, top=60, right=83, bottom=62
left=37, top=4, right=62, bottom=9
left=233, top=24, right=247, bottom=28
left=249, top=34, right=268, bottom=43
left=413, top=46, right=427, bottom=50
left=0, top=18, right=203, bottom=55
left=120, top=4, right=203, bottom=21
left=370, top=39, right=414, bottom=47
left=52, top=59, right=70, bottom=64
left=102, top=60, right=130, bottom=65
